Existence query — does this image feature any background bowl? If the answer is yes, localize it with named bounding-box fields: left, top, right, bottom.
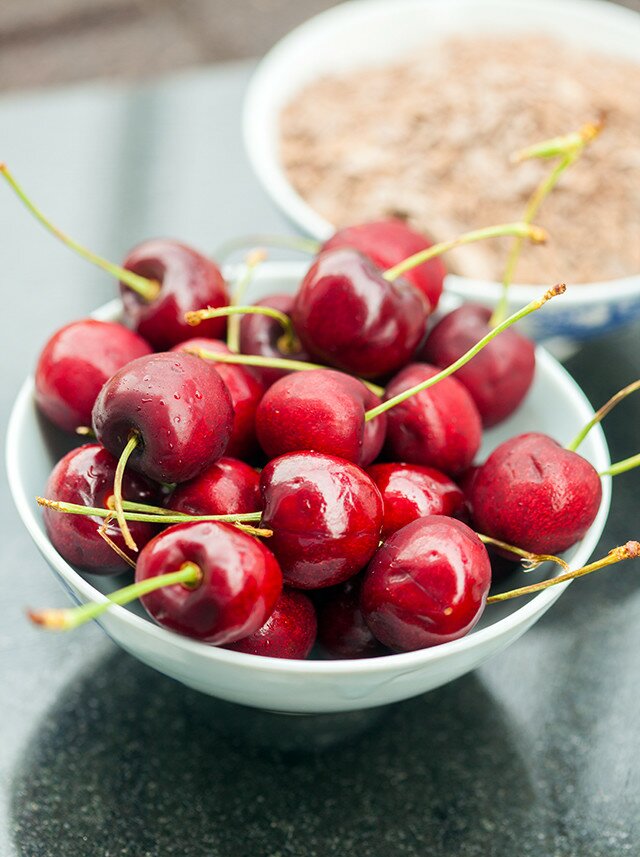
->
left=7, top=261, right=611, bottom=713
left=243, top=0, right=640, bottom=345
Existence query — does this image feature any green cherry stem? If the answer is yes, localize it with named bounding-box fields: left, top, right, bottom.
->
left=227, top=249, right=267, bottom=352
left=364, top=283, right=566, bottom=422
left=382, top=222, right=546, bottom=283
left=113, top=433, right=140, bottom=552
left=189, top=347, right=385, bottom=397
left=29, top=562, right=203, bottom=631
left=36, top=497, right=264, bottom=525
left=187, top=305, right=299, bottom=353
left=214, top=233, right=319, bottom=262
left=486, top=540, right=640, bottom=604
left=490, top=120, right=602, bottom=327
left=599, top=453, right=640, bottom=479
left=566, top=379, right=640, bottom=452
left=476, top=534, right=569, bottom=572
left=0, top=164, right=161, bottom=302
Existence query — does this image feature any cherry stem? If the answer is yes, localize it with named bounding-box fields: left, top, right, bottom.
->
left=37, top=496, right=263, bottom=525
left=382, top=222, right=546, bottom=283
left=113, top=433, right=140, bottom=552
left=214, top=233, right=319, bottom=262
left=189, top=347, right=385, bottom=397
left=0, top=164, right=161, bottom=302
left=28, top=562, right=202, bottom=631
left=599, top=453, right=640, bottom=478
left=490, top=120, right=602, bottom=327
left=364, top=283, right=566, bottom=421
left=97, top=517, right=137, bottom=569
left=187, top=305, right=299, bottom=353
left=75, top=426, right=95, bottom=437
left=486, top=540, right=639, bottom=604
left=227, top=249, right=267, bottom=352
left=566, top=379, right=640, bottom=452
left=476, top=534, right=569, bottom=571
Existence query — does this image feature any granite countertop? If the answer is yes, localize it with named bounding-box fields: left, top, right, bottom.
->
left=1, top=63, right=639, bottom=857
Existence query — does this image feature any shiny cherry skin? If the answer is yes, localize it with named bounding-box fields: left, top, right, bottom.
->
left=260, top=451, right=384, bottom=589
left=92, top=352, right=233, bottom=484
left=317, top=577, right=386, bottom=659
left=120, top=239, right=229, bottom=350
left=292, top=247, right=429, bottom=379
left=171, top=338, right=264, bottom=460
left=366, top=462, right=465, bottom=538
left=137, top=521, right=282, bottom=644
left=238, top=293, right=312, bottom=388
left=255, top=368, right=386, bottom=467
left=35, top=319, right=152, bottom=433
left=469, top=433, right=603, bottom=554
left=419, top=304, right=536, bottom=426
left=361, top=516, right=492, bottom=651
left=224, top=588, right=317, bottom=659
left=322, top=219, right=446, bottom=311
left=168, top=457, right=261, bottom=516
left=383, top=363, right=482, bottom=475
left=43, top=444, right=158, bottom=573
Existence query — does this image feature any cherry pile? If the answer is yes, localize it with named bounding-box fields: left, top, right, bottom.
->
left=6, top=121, right=640, bottom=661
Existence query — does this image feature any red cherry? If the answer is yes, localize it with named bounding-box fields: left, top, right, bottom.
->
left=168, top=457, right=261, bottom=516
left=361, top=516, right=491, bottom=651
left=469, top=433, right=603, bottom=554
left=322, top=219, right=445, bottom=311
left=419, top=304, right=536, bottom=426
left=35, top=319, right=152, bottom=432
left=224, top=588, right=317, bottom=659
left=316, top=577, right=386, bottom=659
left=92, top=352, right=233, bottom=484
left=366, top=462, right=465, bottom=538
left=120, top=240, right=229, bottom=350
left=383, top=363, right=482, bottom=475
left=292, top=247, right=429, bottom=378
left=136, top=521, right=282, bottom=644
left=238, top=293, right=312, bottom=388
left=171, top=338, right=264, bottom=460
left=255, top=368, right=386, bottom=467
left=42, top=444, right=158, bottom=573
left=260, top=451, right=383, bottom=589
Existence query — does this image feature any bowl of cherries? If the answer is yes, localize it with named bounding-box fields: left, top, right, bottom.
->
left=5, top=156, right=638, bottom=715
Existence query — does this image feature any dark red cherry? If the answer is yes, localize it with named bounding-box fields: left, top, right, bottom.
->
left=255, top=368, right=386, bottom=466
left=419, top=304, right=536, bottom=426
left=43, top=444, right=158, bottom=573
left=137, top=521, right=282, bottom=644
left=317, top=577, right=386, bottom=659
left=469, top=433, right=603, bottom=554
left=35, top=319, right=152, bottom=432
left=168, top=457, right=261, bottom=516
left=223, top=588, right=317, bottom=659
left=238, top=293, right=312, bottom=388
left=322, top=219, right=446, bottom=311
left=92, top=352, right=233, bottom=484
left=171, top=338, right=264, bottom=460
left=260, top=451, right=384, bottom=589
left=292, top=247, right=429, bottom=378
left=366, top=462, right=465, bottom=538
left=120, top=240, right=229, bottom=350
left=383, top=363, right=482, bottom=475
left=361, top=516, right=491, bottom=651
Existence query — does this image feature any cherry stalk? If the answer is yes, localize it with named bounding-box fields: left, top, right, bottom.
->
left=566, top=379, right=640, bottom=452
left=0, top=164, right=160, bottom=301
left=487, top=541, right=640, bottom=604
left=226, top=248, right=267, bottom=352
left=187, top=304, right=299, bottom=354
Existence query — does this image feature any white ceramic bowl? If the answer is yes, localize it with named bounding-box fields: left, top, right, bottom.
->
left=244, top=0, right=640, bottom=343
left=7, top=262, right=611, bottom=713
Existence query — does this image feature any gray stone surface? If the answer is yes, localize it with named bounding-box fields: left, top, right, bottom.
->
left=1, top=61, right=639, bottom=857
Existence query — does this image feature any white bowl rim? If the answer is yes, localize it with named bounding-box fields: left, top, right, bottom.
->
left=6, top=266, right=612, bottom=677
left=243, top=0, right=640, bottom=299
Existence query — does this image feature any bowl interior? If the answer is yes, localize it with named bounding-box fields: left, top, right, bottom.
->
left=6, top=261, right=611, bottom=712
